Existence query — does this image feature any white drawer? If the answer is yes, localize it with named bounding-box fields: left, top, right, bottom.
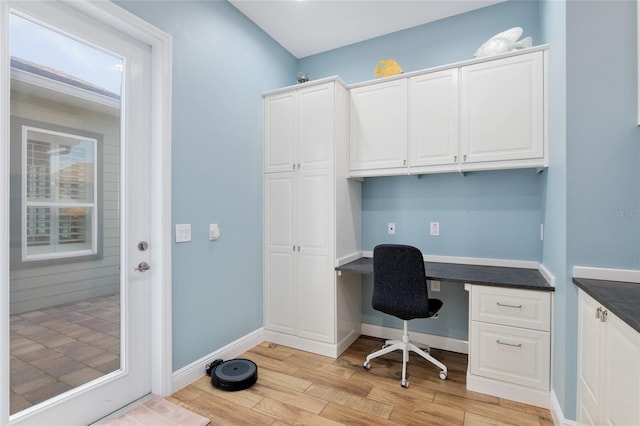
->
left=470, top=321, right=550, bottom=390
left=471, top=285, right=551, bottom=331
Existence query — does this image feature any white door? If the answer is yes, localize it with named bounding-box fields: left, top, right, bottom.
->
left=349, top=79, right=408, bottom=171
left=408, top=69, right=459, bottom=168
left=297, top=170, right=334, bottom=343
left=577, top=290, right=605, bottom=425
left=2, top=2, right=159, bottom=425
left=298, top=82, right=335, bottom=171
left=263, top=172, right=296, bottom=335
left=263, top=92, right=296, bottom=174
left=460, top=52, right=544, bottom=164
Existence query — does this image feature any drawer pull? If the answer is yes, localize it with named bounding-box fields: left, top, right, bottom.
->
left=496, top=340, right=522, bottom=348
left=496, top=302, right=523, bottom=309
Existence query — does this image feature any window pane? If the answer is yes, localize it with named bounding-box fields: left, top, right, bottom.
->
left=26, top=206, right=51, bottom=245
left=26, top=207, right=93, bottom=257
left=26, top=128, right=95, bottom=204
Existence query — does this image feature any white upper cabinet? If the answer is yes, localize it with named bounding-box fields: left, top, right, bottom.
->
left=264, top=91, right=296, bottom=173
left=264, top=82, right=336, bottom=173
left=408, top=68, right=459, bottom=171
left=460, top=51, right=544, bottom=167
left=298, top=83, right=336, bottom=170
left=349, top=78, right=408, bottom=174
left=348, top=48, right=547, bottom=178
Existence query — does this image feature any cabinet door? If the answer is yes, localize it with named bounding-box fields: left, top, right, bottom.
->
left=264, top=173, right=296, bottom=334
left=264, top=92, right=297, bottom=173
left=297, top=170, right=335, bottom=343
left=470, top=321, right=550, bottom=390
left=298, top=83, right=335, bottom=170
left=577, top=290, right=605, bottom=425
left=350, top=79, right=408, bottom=171
left=460, top=52, right=543, bottom=164
left=603, top=311, right=640, bottom=426
left=409, top=69, right=459, bottom=168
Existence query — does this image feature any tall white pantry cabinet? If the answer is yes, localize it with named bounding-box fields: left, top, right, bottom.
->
left=263, top=78, right=362, bottom=357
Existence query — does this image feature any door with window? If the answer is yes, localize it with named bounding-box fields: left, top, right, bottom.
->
left=3, top=1, right=155, bottom=424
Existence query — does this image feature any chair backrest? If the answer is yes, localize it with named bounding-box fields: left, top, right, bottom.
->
left=372, top=244, right=431, bottom=320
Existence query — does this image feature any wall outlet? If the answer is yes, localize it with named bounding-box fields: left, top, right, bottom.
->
left=210, top=224, right=220, bottom=241
left=430, top=280, right=441, bottom=292
left=387, top=222, right=396, bottom=235
left=175, top=224, right=191, bottom=242
left=430, top=221, right=440, bottom=236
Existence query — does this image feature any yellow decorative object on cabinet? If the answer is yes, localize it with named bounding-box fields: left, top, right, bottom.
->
left=374, top=59, right=403, bottom=77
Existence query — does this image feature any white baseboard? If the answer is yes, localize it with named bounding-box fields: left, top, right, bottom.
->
left=550, top=389, right=577, bottom=426
left=171, top=328, right=264, bottom=393
left=467, top=373, right=551, bottom=409
left=573, top=265, right=640, bottom=283
left=361, top=323, right=469, bottom=354
left=263, top=330, right=344, bottom=358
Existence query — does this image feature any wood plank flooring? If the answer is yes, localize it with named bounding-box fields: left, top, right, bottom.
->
left=168, top=336, right=554, bottom=425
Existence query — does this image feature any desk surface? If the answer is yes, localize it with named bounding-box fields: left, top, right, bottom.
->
left=336, top=257, right=554, bottom=292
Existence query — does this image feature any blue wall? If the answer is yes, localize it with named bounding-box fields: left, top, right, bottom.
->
left=116, top=0, right=297, bottom=370
left=299, top=0, right=541, bottom=85
left=566, top=0, right=640, bottom=269
left=540, top=0, right=570, bottom=418
left=563, top=0, right=640, bottom=419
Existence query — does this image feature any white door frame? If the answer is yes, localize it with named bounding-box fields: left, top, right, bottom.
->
left=0, top=1, right=173, bottom=423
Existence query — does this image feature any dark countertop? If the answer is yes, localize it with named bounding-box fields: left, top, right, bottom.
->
left=336, top=257, right=554, bottom=291
left=573, top=277, right=640, bottom=334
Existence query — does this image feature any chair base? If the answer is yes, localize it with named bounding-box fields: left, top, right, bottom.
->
left=363, top=321, right=447, bottom=387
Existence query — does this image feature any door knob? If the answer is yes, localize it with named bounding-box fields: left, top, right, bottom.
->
left=134, top=261, right=150, bottom=272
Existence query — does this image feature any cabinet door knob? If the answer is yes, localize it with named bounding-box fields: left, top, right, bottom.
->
left=596, top=306, right=602, bottom=319
left=601, top=310, right=608, bottom=322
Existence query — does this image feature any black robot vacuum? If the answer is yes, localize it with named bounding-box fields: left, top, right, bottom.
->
left=206, top=358, right=258, bottom=391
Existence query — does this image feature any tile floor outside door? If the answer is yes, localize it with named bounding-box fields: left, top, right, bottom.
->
left=9, top=294, right=120, bottom=414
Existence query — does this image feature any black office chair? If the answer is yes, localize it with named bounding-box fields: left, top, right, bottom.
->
left=363, top=244, right=447, bottom=387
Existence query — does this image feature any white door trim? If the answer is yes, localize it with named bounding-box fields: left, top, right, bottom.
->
left=73, top=0, right=174, bottom=399
left=0, top=1, right=173, bottom=424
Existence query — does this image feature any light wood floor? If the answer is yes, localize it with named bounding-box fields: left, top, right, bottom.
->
left=168, top=336, right=554, bottom=425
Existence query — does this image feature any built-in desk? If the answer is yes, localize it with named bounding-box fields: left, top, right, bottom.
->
left=336, top=257, right=554, bottom=291
left=337, top=255, right=554, bottom=409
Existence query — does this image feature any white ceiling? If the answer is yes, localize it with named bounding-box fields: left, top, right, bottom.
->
left=229, top=0, right=506, bottom=58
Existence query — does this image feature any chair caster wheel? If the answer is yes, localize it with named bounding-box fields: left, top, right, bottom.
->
left=363, top=361, right=371, bottom=370
left=401, top=379, right=409, bottom=388
left=439, top=371, right=447, bottom=380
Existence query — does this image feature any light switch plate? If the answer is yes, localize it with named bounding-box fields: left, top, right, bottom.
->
left=175, top=224, right=191, bottom=242
left=210, top=224, right=220, bottom=240
left=430, top=221, right=440, bottom=236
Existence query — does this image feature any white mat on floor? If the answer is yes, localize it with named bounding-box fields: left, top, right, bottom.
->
left=104, top=396, right=209, bottom=426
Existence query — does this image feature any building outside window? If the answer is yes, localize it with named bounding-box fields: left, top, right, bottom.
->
left=22, top=126, right=97, bottom=261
